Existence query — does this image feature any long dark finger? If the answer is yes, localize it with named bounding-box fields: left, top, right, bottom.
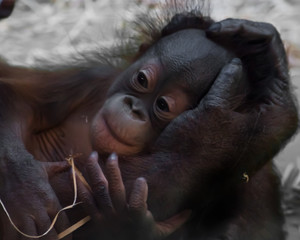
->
left=207, top=19, right=275, bottom=41
left=106, top=153, right=127, bottom=213
left=128, top=177, right=148, bottom=220
left=207, top=18, right=285, bottom=62
left=207, top=19, right=289, bottom=83
left=77, top=174, right=102, bottom=222
left=85, top=152, right=113, bottom=216
left=200, top=58, right=244, bottom=109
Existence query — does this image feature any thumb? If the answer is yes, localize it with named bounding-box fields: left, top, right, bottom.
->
left=199, top=58, right=244, bottom=110
left=42, top=161, right=71, bottom=178
left=155, top=210, right=192, bottom=238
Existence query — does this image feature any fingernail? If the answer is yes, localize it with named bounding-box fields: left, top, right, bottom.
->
left=137, top=177, right=146, bottom=183
left=109, top=152, right=118, bottom=161
left=208, top=22, right=221, bottom=33
left=90, top=151, right=98, bottom=159
left=135, top=177, right=147, bottom=188
left=231, top=58, right=242, bottom=65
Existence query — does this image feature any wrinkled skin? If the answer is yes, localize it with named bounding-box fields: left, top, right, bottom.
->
left=0, top=4, right=298, bottom=240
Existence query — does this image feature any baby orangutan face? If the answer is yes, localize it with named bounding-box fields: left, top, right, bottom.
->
left=90, top=29, right=234, bottom=155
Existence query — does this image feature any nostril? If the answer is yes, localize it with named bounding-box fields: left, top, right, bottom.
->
left=123, top=96, right=133, bottom=109
left=132, top=108, right=145, bottom=121
left=123, top=96, right=146, bottom=121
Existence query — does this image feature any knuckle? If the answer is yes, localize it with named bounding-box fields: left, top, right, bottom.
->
left=111, top=184, right=125, bottom=195
left=259, top=22, right=278, bottom=39
left=129, top=202, right=144, bottom=214
left=129, top=203, right=147, bottom=219
left=222, top=18, right=237, bottom=25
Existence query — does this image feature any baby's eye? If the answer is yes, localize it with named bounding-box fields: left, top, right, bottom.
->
left=156, top=97, right=169, bottom=112
left=137, top=71, right=148, bottom=88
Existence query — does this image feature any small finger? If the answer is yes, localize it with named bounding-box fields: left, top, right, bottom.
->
left=106, top=153, right=127, bottom=213
left=85, top=152, right=113, bottom=216
left=201, top=58, right=244, bottom=109
left=155, top=210, right=191, bottom=238
left=128, top=177, right=148, bottom=219
left=77, top=174, right=102, bottom=222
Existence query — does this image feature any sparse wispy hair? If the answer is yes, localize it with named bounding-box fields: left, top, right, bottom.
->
left=37, top=0, right=212, bottom=70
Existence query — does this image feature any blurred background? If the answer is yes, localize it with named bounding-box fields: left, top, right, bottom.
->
left=0, top=0, right=299, bottom=239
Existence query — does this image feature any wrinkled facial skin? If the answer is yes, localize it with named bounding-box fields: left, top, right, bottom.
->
left=91, top=29, right=234, bottom=156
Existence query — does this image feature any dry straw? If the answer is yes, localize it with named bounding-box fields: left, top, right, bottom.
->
left=0, top=155, right=91, bottom=239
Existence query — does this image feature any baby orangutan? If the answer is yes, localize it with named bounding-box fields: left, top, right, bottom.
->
left=0, top=2, right=298, bottom=240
